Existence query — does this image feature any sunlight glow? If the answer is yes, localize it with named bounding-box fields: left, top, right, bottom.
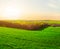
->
left=3, top=6, right=22, bottom=20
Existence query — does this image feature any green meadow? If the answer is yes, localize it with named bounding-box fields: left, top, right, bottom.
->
left=0, top=26, right=60, bottom=49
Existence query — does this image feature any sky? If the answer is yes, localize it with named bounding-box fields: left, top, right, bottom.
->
left=0, top=0, right=60, bottom=20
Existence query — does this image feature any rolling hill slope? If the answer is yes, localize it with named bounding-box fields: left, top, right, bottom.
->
left=0, top=27, right=60, bottom=49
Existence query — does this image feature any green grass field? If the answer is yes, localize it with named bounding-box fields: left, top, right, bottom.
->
left=0, top=27, right=60, bottom=49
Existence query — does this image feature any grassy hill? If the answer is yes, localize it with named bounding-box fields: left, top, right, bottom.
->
left=0, top=20, right=60, bottom=30
left=0, top=27, right=60, bottom=49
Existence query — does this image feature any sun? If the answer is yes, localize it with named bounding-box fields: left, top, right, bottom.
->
left=3, top=7, right=22, bottom=20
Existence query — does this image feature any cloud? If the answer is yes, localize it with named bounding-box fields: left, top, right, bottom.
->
left=50, top=0, right=56, bottom=3
left=48, top=3, right=57, bottom=8
left=48, top=0, right=58, bottom=8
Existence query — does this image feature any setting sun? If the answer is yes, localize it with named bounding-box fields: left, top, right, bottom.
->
left=3, top=6, right=22, bottom=20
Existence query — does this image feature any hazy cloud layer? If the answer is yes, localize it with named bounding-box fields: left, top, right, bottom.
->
left=48, top=0, right=60, bottom=9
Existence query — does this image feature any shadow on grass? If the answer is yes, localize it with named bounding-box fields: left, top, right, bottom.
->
left=0, top=44, right=14, bottom=49
left=0, top=20, right=50, bottom=31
